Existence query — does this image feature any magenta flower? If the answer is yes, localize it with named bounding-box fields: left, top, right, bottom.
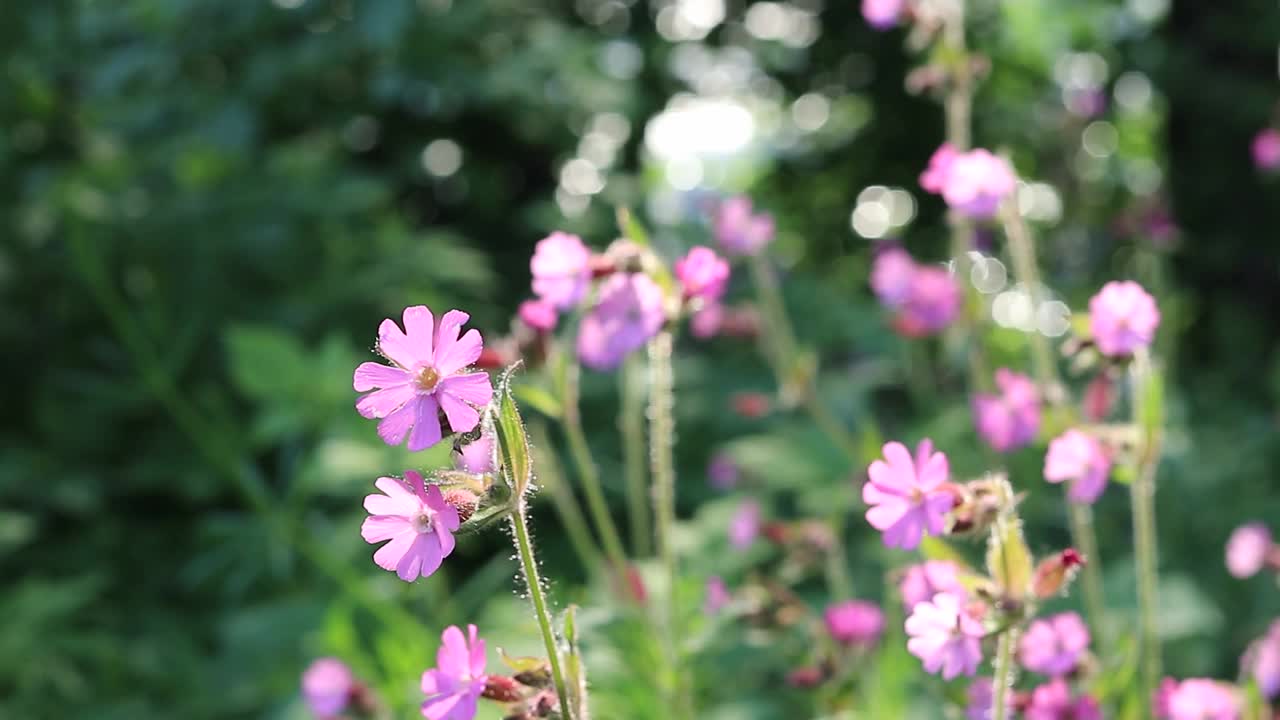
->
left=353, top=306, right=494, bottom=451
left=966, top=677, right=1014, bottom=720
left=1225, top=522, right=1272, bottom=579
left=1160, top=679, right=1241, bottom=720
left=704, top=576, right=731, bottom=615
left=863, top=439, right=955, bottom=550
left=1019, top=612, right=1091, bottom=677
left=531, top=232, right=593, bottom=309
left=714, top=196, right=775, bottom=256
left=824, top=600, right=886, bottom=647
left=1243, top=621, right=1280, bottom=699
left=707, top=453, right=739, bottom=490
left=900, top=560, right=967, bottom=612
left=576, top=273, right=666, bottom=371
left=893, top=265, right=961, bottom=337
left=729, top=499, right=762, bottom=549
left=302, top=658, right=354, bottom=718
left=862, top=0, right=904, bottom=28
left=905, top=592, right=985, bottom=680
left=362, top=471, right=461, bottom=582
left=972, top=368, right=1041, bottom=453
left=940, top=149, right=1017, bottom=219
left=1024, top=678, right=1103, bottom=720
left=454, top=430, right=494, bottom=475
left=675, top=245, right=730, bottom=302
left=1088, top=280, right=1160, bottom=357
left=518, top=299, right=558, bottom=332
left=920, top=144, right=959, bottom=194
left=1253, top=129, right=1280, bottom=172
left=1044, top=429, right=1111, bottom=504
left=870, top=247, right=917, bottom=309
left=421, top=624, right=487, bottom=720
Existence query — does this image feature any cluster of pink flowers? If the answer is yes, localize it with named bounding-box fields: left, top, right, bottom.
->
left=870, top=247, right=962, bottom=336
left=972, top=368, right=1041, bottom=453
left=920, top=143, right=1018, bottom=219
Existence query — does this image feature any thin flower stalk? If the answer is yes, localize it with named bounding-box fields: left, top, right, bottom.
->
left=509, top=502, right=574, bottom=720
left=1130, top=350, right=1164, bottom=709
left=620, top=354, right=652, bottom=556
left=991, top=626, right=1020, bottom=720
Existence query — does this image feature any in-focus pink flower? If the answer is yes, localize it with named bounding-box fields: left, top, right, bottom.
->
left=518, top=299, right=558, bottom=332
left=576, top=273, right=666, bottom=370
left=901, top=560, right=967, bottom=612
left=675, top=246, right=730, bottom=301
left=421, top=624, right=487, bottom=720
left=302, top=658, right=354, bottom=718
left=704, top=576, right=731, bottom=615
left=905, top=592, right=985, bottom=679
left=864, top=440, right=955, bottom=549
left=455, top=430, right=494, bottom=475
left=1225, top=522, right=1272, bottom=579
left=1044, top=429, right=1111, bottom=504
left=893, top=266, right=961, bottom=337
left=707, top=453, right=739, bottom=490
left=862, top=0, right=904, bottom=29
left=824, top=600, right=885, bottom=647
left=690, top=302, right=724, bottom=339
left=531, top=232, right=593, bottom=309
left=871, top=247, right=917, bottom=309
left=714, top=196, right=775, bottom=256
left=1253, top=129, right=1280, bottom=172
left=1088, top=280, right=1160, bottom=357
left=1161, top=678, right=1241, bottom=720
left=966, top=677, right=1015, bottom=720
left=729, top=499, right=761, bottom=549
left=1024, top=678, right=1103, bottom=720
left=1242, top=621, right=1280, bottom=699
left=1019, top=612, right=1091, bottom=677
left=972, top=369, right=1041, bottom=453
left=362, top=471, right=462, bottom=582
left=354, top=307, right=494, bottom=451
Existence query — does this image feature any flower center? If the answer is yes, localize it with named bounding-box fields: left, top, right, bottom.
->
left=416, top=366, right=441, bottom=391
left=412, top=511, right=434, bottom=534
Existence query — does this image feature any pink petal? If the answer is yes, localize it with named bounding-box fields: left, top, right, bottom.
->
left=431, top=310, right=471, bottom=370
left=865, top=461, right=911, bottom=498
left=356, top=383, right=417, bottom=419
left=421, top=668, right=452, bottom=696
left=437, top=372, right=493, bottom=407
left=917, top=450, right=949, bottom=490
left=468, top=632, right=486, bottom=678
left=362, top=515, right=411, bottom=543
left=406, top=470, right=429, bottom=503
left=372, top=530, right=417, bottom=572
left=882, top=506, right=926, bottom=549
left=353, top=362, right=411, bottom=392
left=408, top=532, right=445, bottom=579
left=435, top=522, right=456, bottom=559
left=438, top=625, right=469, bottom=677
left=882, top=441, right=915, bottom=477
left=377, top=317, right=418, bottom=369
left=377, top=402, right=417, bottom=446
left=436, top=329, right=484, bottom=377
left=438, top=389, right=481, bottom=435
left=425, top=485, right=462, bottom=532
left=364, top=476, right=420, bottom=516
left=401, top=305, right=436, bottom=361
left=407, top=395, right=443, bottom=451
left=866, top=498, right=909, bottom=531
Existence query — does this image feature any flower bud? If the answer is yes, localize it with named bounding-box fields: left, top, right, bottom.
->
left=1083, top=373, right=1115, bottom=422
left=513, top=665, right=552, bottom=689
left=786, top=665, right=826, bottom=688
left=731, top=392, right=772, bottom=418
left=482, top=675, right=526, bottom=703
left=441, top=487, right=480, bottom=524
left=1032, top=548, right=1085, bottom=599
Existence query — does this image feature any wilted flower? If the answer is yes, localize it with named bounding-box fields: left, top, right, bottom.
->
left=704, top=576, right=731, bottom=615
left=864, top=439, right=955, bottom=550
left=862, top=0, right=904, bottom=29
left=1019, top=612, right=1091, bottom=677
left=905, top=592, right=985, bottom=680
left=531, top=232, right=593, bottom=309
left=920, top=145, right=1017, bottom=219
left=421, top=624, right=487, bottom=720
left=302, top=658, right=355, bottom=718
left=972, top=369, right=1041, bottom=453
left=714, top=196, right=775, bottom=256
left=824, top=600, right=885, bottom=647
left=675, top=246, right=730, bottom=302
left=729, top=500, right=762, bottom=549
left=354, top=306, right=494, bottom=451
left=1242, top=621, right=1280, bottom=699
left=1044, top=430, right=1111, bottom=504
left=1088, top=280, right=1160, bottom=357
left=518, top=299, right=558, bottom=333
left=362, top=471, right=461, bottom=582
left=1024, top=678, right=1102, bottom=720
left=900, top=560, right=967, bottom=612
left=1226, top=523, right=1272, bottom=579
left=455, top=430, right=494, bottom=475
left=577, top=273, right=666, bottom=370
left=1252, top=128, right=1280, bottom=172
left=893, top=266, right=962, bottom=337
left=870, top=247, right=917, bottom=309
left=1158, top=678, right=1241, bottom=720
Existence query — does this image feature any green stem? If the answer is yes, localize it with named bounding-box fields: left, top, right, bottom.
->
left=991, top=626, right=1020, bottom=720
left=620, top=355, right=652, bottom=557
left=528, top=420, right=603, bottom=575
left=1067, top=501, right=1108, bottom=643
left=1130, top=352, right=1163, bottom=707
left=510, top=504, right=574, bottom=720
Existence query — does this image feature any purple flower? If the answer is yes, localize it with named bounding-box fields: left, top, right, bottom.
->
left=893, top=265, right=961, bottom=337
left=302, top=658, right=354, bottom=718
left=1253, top=129, right=1280, bottom=172
left=1242, top=621, right=1280, bottom=699
left=704, top=576, right=731, bottom=615
left=707, top=453, right=739, bottom=490
left=901, top=560, right=967, bottom=612
left=1019, top=612, right=1091, bottom=677
left=531, top=232, right=593, bottom=309
left=863, top=440, right=955, bottom=550
left=966, top=677, right=1014, bottom=720
left=518, top=299, right=558, bottom=332
left=454, top=430, right=494, bottom=475
left=824, top=600, right=886, bottom=647
left=576, top=273, right=666, bottom=371
left=362, top=471, right=462, bottom=582
left=862, top=0, right=904, bottom=29
left=354, top=306, right=494, bottom=451
left=1024, top=678, right=1103, bottom=720
left=1161, top=678, right=1241, bottom=720
left=675, top=245, right=730, bottom=301
left=1044, top=429, right=1111, bottom=504
left=972, top=368, right=1041, bottom=453
left=1225, top=522, right=1272, bottom=579
left=1088, top=280, right=1160, bottom=357
left=920, top=144, right=959, bottom=195
left=905, top=592, right=985, bottom=680
left=729, top=499, right=761, bottom=549
left=421, top=624, right=487, bottom=720
left=870, top=247, right=917, bottom=309
left=714, top=196, right=775, bottom=256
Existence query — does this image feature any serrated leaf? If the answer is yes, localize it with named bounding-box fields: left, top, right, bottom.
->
left=986, top=515, right=1033, bottom=601
left=494, top=365, right=532, bottom=495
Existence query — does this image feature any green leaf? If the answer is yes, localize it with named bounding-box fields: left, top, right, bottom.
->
left=986, top=514, right=1033, bottom=601
left=513, top=382, right=562, bottom=420
left=493, top=365, right=533, bottom=496
left=615, top=206, right=650, bottom=246
left=562, top=604, right=589, bottom=719
left=498, top=648, right=547, bottom=674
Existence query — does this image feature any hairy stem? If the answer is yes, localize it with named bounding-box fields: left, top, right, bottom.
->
left=620, top=355, right=652, bottom=556
left=510, top=505, right=574, bottom=719
left=991, top=626, right=1020, bottom=720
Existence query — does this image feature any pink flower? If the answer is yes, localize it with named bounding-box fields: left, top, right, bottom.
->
left=675, top=246, right=730, bottom=301
left=862, top=0, right=904, bottom=29
left=905, top=592, right=985, bottom=679
left=302, top=658, right=354, bottom=718
left=729, top=499, right=761, bottom=549
left=901, top=560, right=967, bottom=612
left=518, top=299, right=558, bottom=332
left=1088, top=280, right=1160, bottom=357
left=576, top=273, right=666, bottom=370
left=531, top=232, right=593, bottom=309
left=1019, top=612, right=1091, bottom=677
left=824, top=600, right=885, bottom=647
left=714, top=196, right=775, bottom=256
left=454, top=430, right=494, bottom=475
left=354, top=306, right=494, bottom=451
left=1242, top=621, right=1280, bottom=699
left=870, top=247, right=917, bottom=309
left=690, top=302, right=724, bottom=339
left=1044, top=430, right=1111, bottom=504
left=863, top=440, right=955, bottom=550
left=362, top=471, right=461, bottom=582
left=1225, top=522, right=1272, bottom=579
left=972, top=369, right=1041, bottom=453
left=940, top=149, right=1018, bottom=219
left=707, top=453, right=738, bottom=490
left=920, top=144, right=959, bottom=194
left=421, top=624, right=487, bottom=720
left=1252, top=129, right=1280, bottom=172
left=704, top=576, right=731, bottom=615
left=893, top=266, right=961, bottom=337
left=1160, top=678, right=1241, bottom=720
left=966, top=677, right=1014, bottom=720
left=1024, top=678, right=1102, bottom=720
